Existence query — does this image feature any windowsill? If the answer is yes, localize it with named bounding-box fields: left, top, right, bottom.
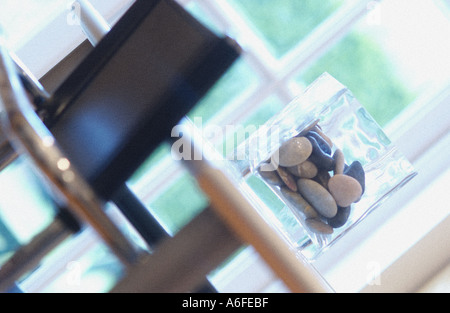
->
left=418, top=260, right=450, bottom=293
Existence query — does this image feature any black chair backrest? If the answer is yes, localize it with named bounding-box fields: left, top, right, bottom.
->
left=45, top=0, right=240, bottom=199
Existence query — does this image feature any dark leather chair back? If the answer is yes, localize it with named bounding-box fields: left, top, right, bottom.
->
left=46, top=0, right=240, bottom=199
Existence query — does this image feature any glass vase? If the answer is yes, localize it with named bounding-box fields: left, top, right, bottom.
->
left=232, top=73, right=417, bottom=259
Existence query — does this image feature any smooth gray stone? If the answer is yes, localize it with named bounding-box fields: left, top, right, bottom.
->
left=287, top=160, right=318, bottom=178
left=297, top=178, right=337, bottom=218
left=275, top=137, right=313, bottom=167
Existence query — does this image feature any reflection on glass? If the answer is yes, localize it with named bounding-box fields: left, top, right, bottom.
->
left=227, top=0, right=345, bottom=58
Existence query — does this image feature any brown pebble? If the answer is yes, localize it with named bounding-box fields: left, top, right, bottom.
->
left=276, top=166, right=297, bottom=192
left=333, top=149, right=345, bottom=175
left=328, top=174, right=362, bottom=207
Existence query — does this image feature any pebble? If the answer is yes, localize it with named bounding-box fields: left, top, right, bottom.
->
left=275, top=137, right=312, bottom=167
left=259, top=121, right=367, bottom=238
left=327, top=206, right=351, bottom=228
left=297, top=178, right=337, bottom=218
left=312, top=125, right=334, bottom=149
left=306, top=131, right=332, bottom=155
left=280, top=187, right=319, bottom=219
left=344, top=161, right=365, bottom=196
left=276, top=166, right=297, bottom=192
left=333, top=149, right=345, bottom=175
left=328, top=174, right=362, bottom=207
left=258, top=168, right=283, bottom=186
left=287, top=160, right=318, bottom=178
left=307, top=136, right=335, bottom=171
left=305, top=218, right=334, bottom=235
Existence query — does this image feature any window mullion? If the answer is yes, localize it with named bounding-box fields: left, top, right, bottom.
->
left=195, top=0, right=280, bottom=80
left=191, top=1, right=301, bottom=107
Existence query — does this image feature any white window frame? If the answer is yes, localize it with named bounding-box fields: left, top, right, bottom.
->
left=9, top=0, right=450, bottom=292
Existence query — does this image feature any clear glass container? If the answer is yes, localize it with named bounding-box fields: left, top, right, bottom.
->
left=232, top=73, right=417, bottom=259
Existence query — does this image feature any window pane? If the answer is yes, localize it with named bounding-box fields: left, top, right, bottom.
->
left=148, top=172, right=208, bottom=235
left=188, top=58, right=260, bottom=123
left=0, top=0, right=68, bottom=50
left=227, top=0, right=345, bottom=58
left=296, top=0, right=450, bottom=126
left=128, top=143, right=172, bottom=185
